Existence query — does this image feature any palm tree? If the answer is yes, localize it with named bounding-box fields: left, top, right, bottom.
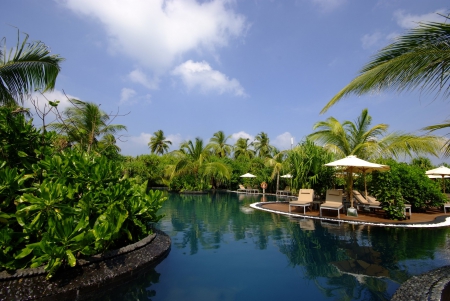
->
left=321, top=16, right=450, bottom=113
left=265, top=150, right=287, bottom=192
left=286, top=139, right=335, bottom=194
left=1, top=32, right=63, bottom=106
left=148, top=130, right=172, bottom=155
left=49, top=99, right=127, bottom=153
left=207, top=130, right=232, bottom=158
left=98, top=133, right=121, bottom=159
left=233, top=138, right=255, bottom=159
left=309, top=108, right=443, bottom=160
left=252, top=132, right=276, bottom=158
left=320, top=16, right=450, bottom=156
left=167, top=137, right=231, bottom=190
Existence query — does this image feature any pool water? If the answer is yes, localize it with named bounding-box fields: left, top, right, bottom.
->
left=98, top=192, right=450, bottom=301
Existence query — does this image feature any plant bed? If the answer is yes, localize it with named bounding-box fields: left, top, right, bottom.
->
left=0, top=229, right=171, bottom=301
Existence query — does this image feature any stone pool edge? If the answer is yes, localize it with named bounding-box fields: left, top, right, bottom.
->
left=250, top=202, right=450, bottom=228
left=0, top=228, right=171, bottom=301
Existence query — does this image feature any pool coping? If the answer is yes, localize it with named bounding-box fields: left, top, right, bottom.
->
left=250, top=201, right=450, bottom=228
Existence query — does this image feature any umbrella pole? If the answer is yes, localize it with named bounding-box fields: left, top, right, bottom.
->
left=349, top=171, right=354, bottom=208
left=443, top=175, right=446, bottom=193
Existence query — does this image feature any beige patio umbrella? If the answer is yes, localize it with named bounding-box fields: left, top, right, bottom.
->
left=281, top=173, right=293, bottom=189
left=344, top=164, right=390, bottom=200
left=426, top=166, right=450, bottom=192
left=325, top=155, right=390, bottom=208
left=240, top=173, right=256, bottom=178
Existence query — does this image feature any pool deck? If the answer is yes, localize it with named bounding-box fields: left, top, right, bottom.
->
left=250, top=201, right=450, bottom=228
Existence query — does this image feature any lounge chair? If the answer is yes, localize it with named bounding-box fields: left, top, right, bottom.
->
left=237, top=184, right=248, bottom=194
left=289, top=189, right=314, bottom=214
left=276, top=186, right=292, bottom=196
left=361, top=192, right=412, bottom=218
left=320, top=189, right=344, bottom=218
left=353, top=190, right=382, bottom=210
left=444, top=193, right=450, bottom=213
left=247, top=186, right=258, bottom=194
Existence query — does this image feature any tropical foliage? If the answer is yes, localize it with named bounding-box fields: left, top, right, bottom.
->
left=233, top=137, right=255, bottom=159
left=148, top=129, right=172, bottom=155
left=321, top=16, right=450, bottom=157
left=321, top=16, right=450, bottom=113
left=49, top=99, right=126, bottom=153
left=207, top=130, right=232, bottom=158
left=252, top=132, right=276, bottom=158
left=285, top=139, right=336, bottom=196
left=0, top=32, right=63, bottom=106
left=165, top=138, right=231, bottom=191
left=0, top=106, right=166, bottom=279
left=369, top=160, right=446, bottom=219
left=309, top=108, right=443, bottom=160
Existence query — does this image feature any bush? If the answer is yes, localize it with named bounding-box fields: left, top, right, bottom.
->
left=0, top=108, right=166, bottom=279
left=370, top=159, right=446, bottom=220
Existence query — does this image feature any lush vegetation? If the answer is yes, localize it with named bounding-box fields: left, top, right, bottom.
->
left=368, top=160, right=446, bottom=219
left=0, top=106, right=166, bottom=279
left=2, top=26, right=450, bottom=281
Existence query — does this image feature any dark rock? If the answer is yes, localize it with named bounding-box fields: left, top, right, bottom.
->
left=0, top=229, right=171, bottom=301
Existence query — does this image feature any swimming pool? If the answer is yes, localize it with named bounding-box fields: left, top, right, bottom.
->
left=98, top=192, right=450, bottom=301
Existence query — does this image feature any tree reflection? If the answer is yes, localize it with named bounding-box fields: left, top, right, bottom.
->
left=155, top=192, right=450, bottom=300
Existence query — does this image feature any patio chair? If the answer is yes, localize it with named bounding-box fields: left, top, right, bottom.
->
left=247, top=186, right=258, bottom=194
left=237, top=184, right=248, bottom=194
left=320, top=189, right=344, bottom=218
left=289, top=189, right=314, bottom=214
left=353, top=190, right=382, bottom=210
left=276, top=186, right=292, bottom=196
left=365, top=193, right=411, bottom=218
left=444, top=193, right=450, bottom=213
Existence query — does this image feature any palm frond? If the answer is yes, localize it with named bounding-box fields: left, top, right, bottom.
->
left=0, top=32, right=64, bottom=105
left=321, top=16, right=450, bottom=113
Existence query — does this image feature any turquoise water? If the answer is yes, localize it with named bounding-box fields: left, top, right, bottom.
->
left=99, top=192, right=450, bottom=301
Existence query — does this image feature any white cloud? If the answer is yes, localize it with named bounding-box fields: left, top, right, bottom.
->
left=361, top=32, right=383, bottom=49
left=273, top=132, right=294, bottom=150
left=120, top=88, right=137, bottom=105
left=127, top=69, right=160, bottom=90
left=230, top=131, right=254, bottom=144
left=117, top=132, right=151, bottom=156
left=62, top=0, right=247, bottom=73
left=385, top=31, right=400, bottom=42
left=128, top=132, right=152, bottom=146
left=166, top=133, right=183, bottom=149
left=172, top=60, right=247, bottom=96
left=24, top=90, right=77, bottom=123
left=394, top=9, right=448, bottom=29
left=309, top=0, right=347, bottom=13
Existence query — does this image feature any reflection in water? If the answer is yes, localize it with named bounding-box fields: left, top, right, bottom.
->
left=98, top=192, right=450, bottom=301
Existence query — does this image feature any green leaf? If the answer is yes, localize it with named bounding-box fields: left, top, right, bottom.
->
left=17, top=151, right=28, bottom=158
left=66, top=250, right=76, bottom=267
left=15, top=247, right=33, bottom=259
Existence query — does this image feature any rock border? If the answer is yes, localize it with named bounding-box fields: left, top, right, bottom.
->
left=0, top=229, right=171, bottom=301
left=391, top=265, right=450, bottom=301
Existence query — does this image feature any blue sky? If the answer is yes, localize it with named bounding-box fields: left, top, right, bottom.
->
left=2, top=0, right=449, bottom=163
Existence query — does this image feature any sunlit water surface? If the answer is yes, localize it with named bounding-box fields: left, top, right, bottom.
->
left=98, top=192, right=450, bottom=301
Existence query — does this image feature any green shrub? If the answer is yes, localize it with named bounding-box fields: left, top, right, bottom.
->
left=0, top=108, right=166, bottom=279
left=370, top=160, right=445, bottom=219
